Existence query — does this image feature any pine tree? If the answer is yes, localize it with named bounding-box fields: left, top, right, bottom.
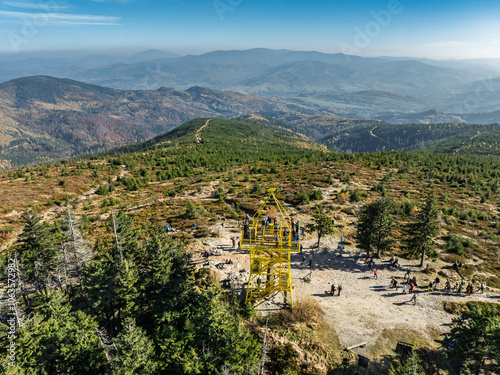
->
left=116, top=258, right=141, bottom=320
left=82, top=252, right=119, bottom=336
left=16, top=208, right=59, bottom=291
left=306, top=204, right=335, bottom=249
left=404, top=193, right=439, bottom=267
left=1, top=291, right=107, bottom=374
left=356, top=198, right=394, bottom=258
left=110, top=318, right=157, bottom=375
left=449, top=303, right=500, bottom=375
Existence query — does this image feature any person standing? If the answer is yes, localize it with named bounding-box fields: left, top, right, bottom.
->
left=338, top=284, right=343, bottom=296
left=330, top=283, right=336, bottom=296
left=405, top=268, right=411, bottom=279
left=373, top=269, right=378, bottom=279
left=411, top=293, right=417, bottom=305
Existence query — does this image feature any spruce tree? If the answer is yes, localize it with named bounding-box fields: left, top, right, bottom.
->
left=306, top=204, right=335, bottom=249
left=356, top=198, right=394, bottom=258
left=17, top=208, right=59, bottom=291
left=1, top=291, right=107, bottom=374
left=110, top=318, right=157, bottom=375
left=404, top=193, right=439, bottom=267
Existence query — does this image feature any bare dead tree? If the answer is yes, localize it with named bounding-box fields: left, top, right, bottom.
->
left=111, top=211, right=124, bottom=267
left=60, top=208, right=93, bottom=287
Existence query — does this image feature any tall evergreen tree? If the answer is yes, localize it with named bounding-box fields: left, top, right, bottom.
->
left=306, top=204, right=335, bottom=249
left=82, top=252, right=119, bottom=336
left=356, top=198, right=394, bottom=258
left=16, top=208, right=59, bottom=291
left=449, top=303, right=500, bottom=375
left=404, top=193, right=439, bottom=267
left=110, top=318, right=157, bottom=375
left=0, top=291, right=107, bottom=374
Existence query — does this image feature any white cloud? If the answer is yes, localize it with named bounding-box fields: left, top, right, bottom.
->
left=2, top=1, right=69, bottom=10
left=0, top=10, right=121, bottom=25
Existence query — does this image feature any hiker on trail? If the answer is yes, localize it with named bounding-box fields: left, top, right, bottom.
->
left=393, top=279, right=398, bottom=289
left=457, top=284, right=463, bottom=295
left=466, top=284, right=473, bottom=296
left=480, top=283, right=486, bottom=293
left=411, top=293, right=417, bottom=305
left=373, top=269, right=378, bottom=279
left=232, top=237, right=236, bottom=248
left=330, top=283, right=336, bottom=296
left=433, top=277, right=440, bottom=289
left=391, top=276, right=395, bottom=288
left=445, top=279, right=451, bottom=291
left=369, top=262, right=374, bottom=271
left=338, top=284, right=342, bottom=296
left=409, top=283, right=414, bottom=294
left=402, top=284, right=408, bottom=294
left=405, top=268, right=411, bottom=279
left=411, top=276, right=418, bottom=286
left=427, top=282, right=434, bottom=292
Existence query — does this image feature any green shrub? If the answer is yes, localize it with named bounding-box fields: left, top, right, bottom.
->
left=96, top=185, right=109, bottom=196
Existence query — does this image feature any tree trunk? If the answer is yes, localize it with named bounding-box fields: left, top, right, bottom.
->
left=420, top=248, right=425, bottom=267
left=317, top=234, right=321, bottom=249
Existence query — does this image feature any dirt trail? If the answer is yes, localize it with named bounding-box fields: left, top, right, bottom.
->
left=40, top=165, right=129, bottom=222
left=196, top=119, right=212, bottom=143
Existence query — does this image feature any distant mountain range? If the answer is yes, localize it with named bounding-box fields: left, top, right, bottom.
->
left=0, top=76, right=332, bottom=168
left=2, top=48, right=500, bottom=119
left=2, top=75, right=500, bottom=169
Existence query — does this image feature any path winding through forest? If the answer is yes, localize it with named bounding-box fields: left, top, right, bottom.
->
left=196, top=119, right=212, bottom=143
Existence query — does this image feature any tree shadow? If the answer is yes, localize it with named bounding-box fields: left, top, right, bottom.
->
left=290, top=251, right=374, bottom=274
left=312, top=293, right=334, bottom=298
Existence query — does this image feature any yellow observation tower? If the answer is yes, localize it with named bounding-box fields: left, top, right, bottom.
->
left=239, top=188, right=301, bottom=307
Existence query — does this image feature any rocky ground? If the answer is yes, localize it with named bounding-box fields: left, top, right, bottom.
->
left=192, top=219, right=499, bottom=361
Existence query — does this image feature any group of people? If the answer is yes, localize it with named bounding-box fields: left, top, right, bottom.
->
left=389, top=256, right=399, bottom=268
left=394, top=273, right=486, bottom=298
left=330, top=283, right=342, bottom=296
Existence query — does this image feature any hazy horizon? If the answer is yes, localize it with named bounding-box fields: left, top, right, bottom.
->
left=1, top=0, right=499, bottom=60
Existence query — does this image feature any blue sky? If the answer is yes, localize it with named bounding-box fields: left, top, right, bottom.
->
left=0, top=0, right=499, bottom=59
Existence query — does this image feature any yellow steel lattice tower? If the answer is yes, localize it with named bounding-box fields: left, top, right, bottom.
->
left=239, top=188, right=301, bottom=307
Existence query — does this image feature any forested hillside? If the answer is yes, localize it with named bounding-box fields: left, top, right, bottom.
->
left=0, top=76, right=325, bottom=168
